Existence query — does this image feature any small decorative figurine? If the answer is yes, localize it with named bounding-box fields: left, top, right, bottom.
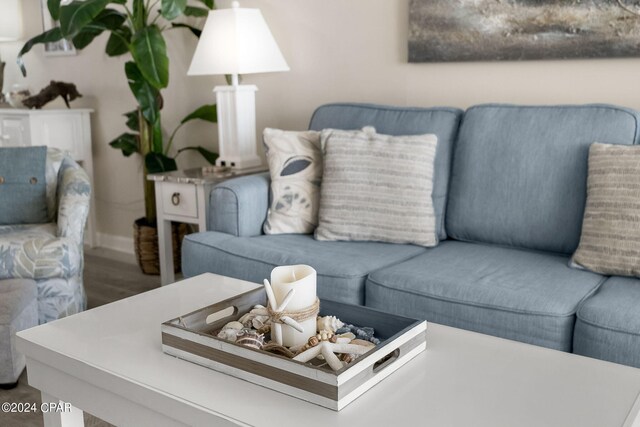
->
left=317, top=315, right=344, bottom=333
left=22, top=80, right=82, bottom=109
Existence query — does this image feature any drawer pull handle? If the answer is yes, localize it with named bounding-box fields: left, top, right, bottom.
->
left=171, top=192, right=181, bottom=206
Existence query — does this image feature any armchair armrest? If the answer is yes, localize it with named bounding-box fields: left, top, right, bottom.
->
left=209, top=172, right=270, bottom=237
left=56, top=157, right=91, bottom=245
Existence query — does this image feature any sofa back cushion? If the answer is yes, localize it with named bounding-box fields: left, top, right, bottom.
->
left=446, top=104, right=640, bottom=254
left=309, top=103, right=463, bottom=241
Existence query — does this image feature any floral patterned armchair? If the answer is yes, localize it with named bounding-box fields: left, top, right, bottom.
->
left=0, top=148, right=91, bottom=323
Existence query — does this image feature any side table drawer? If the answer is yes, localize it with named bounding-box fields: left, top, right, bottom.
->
left=161, top=183, right=198, bottom=218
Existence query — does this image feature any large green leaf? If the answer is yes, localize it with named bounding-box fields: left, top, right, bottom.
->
left=109, top=133, right=140, bottom=157
left=17, top=28, right=65, bottom=76
left=183, top=6, right=209, bottom=17
left=177, top=146, right=218, bottom=165
left=145, top=153, right=177, bottom=174
left=105, top=25, right=132, bottom=56
left=125, top=61, right=160, bottom=124
left=195, top=0, right=214, bottom=9
left=131, top=26, right=169, bottom=89
left=59, top=0, right=111, bottom=37
left=124, top=110, right=139, bottom=131
left=72, top=9, right=126, bottom=49
left=48, top=0, right=62, bottom=20
left=161, top=0, right=187, bottom=20
left=181, top=104, right=217, bottom=124
left=170, top=23, right=201, bottom=38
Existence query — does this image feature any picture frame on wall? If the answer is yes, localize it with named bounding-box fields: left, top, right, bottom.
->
left=41, top=0, right=76, bottom=56
left=409, top=0, right=640, bottom=62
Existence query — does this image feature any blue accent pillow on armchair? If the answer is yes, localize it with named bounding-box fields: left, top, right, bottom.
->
left=0, top=146, right=48, bottom=225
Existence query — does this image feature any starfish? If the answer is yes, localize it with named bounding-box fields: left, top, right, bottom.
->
left=293, top=339, right=372, bottom=371
left=262, top=279, right=304, bottom=346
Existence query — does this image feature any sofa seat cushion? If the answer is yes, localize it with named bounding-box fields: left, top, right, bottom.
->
left=182, top=231, right=427, bottom=305
left=573, top=277, right=640, bottom=368
left=366, top=241, right=605, bottom=351
left=0, top=223, right=81, bottom=280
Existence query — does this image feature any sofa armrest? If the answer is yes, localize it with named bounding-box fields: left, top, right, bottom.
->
left=209, top=172, right=270, bottom=237
left=56, top=157, right=91, bottom=245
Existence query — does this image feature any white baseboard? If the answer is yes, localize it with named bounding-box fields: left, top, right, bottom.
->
left=96, top=232, right=135, bottom=255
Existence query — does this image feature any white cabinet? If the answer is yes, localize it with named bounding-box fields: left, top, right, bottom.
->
left=0, top=109, right=97, bottom=247
left=0, top=115, right=30, bottom=146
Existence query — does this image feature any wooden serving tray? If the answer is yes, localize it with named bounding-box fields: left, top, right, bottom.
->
left=161, top=287, right=427, bottom=411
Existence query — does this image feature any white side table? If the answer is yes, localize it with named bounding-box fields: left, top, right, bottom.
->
left=0, top=108, right=97, bottom=247
left=148, top=166, right=267, bottom=286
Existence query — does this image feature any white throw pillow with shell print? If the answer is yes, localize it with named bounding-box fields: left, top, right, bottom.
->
left=263, top=128, right=322, bottom=234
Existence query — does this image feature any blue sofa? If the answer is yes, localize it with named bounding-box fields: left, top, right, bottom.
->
left=182, top=103, right=640, bottom=368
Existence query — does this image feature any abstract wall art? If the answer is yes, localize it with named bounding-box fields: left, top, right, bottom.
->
left=409, top=0, right=640, bottom=62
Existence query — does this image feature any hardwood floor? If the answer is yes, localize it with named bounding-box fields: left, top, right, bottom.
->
left=0, top=248, right=161, bottom=427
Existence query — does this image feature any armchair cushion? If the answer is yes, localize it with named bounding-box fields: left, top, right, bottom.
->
left=0, top=146, right=48, bottom=225
left=0, top=223, right=81, bottom=280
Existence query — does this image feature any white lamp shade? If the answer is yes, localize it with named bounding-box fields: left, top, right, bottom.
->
left=0, top=0, right=24, bottom=42
left=188, top=2, right=289, bottom=76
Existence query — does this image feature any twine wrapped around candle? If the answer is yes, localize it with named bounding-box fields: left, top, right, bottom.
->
left=267, top=298, right=320, bottom=324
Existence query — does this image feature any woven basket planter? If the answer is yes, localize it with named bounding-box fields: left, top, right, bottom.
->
left=134, top=218, right=188, bottom=275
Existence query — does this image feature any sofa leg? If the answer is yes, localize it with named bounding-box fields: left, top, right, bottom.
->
left=0, top=381, right=18, bottom=390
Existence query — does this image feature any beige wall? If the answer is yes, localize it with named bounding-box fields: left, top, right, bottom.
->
left=2, top=0, right=640, bottom=249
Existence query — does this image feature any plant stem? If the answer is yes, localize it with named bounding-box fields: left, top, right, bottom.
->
left=164, top=122, right=184, bottom=156
left=139, top=110, right=157, bottom=223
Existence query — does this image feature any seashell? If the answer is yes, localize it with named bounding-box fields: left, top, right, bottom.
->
left=222, top=321, right=245, bottom=331
left=217, top=328, right=240, bottom=342
left=317, top=316, right=344, bottom=333
left=351, top=339, right=376, bottom=348
left=337, top=332, right=356, bottom=340
left=235, top=329, right=265, bottom=350
left=308, top=336, right=320, bottom=347
left=251, top=315, right=269, bottom=330
left=238, top=312, right=253, bottom=327
left=239, top=305, right=271, bottom=329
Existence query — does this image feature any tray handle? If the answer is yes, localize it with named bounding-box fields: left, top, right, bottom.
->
left=372, top=348, right=401, bottom=374
left=205, top=306, right=237, bottom=326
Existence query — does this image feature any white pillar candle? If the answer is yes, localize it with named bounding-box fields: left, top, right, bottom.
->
left=270, top=265, right=317, bottom=348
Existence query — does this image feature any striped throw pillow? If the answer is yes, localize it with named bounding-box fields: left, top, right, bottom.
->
left=315, top=127, right=439, bottom=247
left=571, top=143, right=640, bottom=277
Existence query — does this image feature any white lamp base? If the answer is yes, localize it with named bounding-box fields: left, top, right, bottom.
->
left=214, top=84, right=263, bottom=170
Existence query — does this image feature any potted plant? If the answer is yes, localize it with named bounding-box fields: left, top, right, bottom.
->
left=18, top=0, right=218, bottom=274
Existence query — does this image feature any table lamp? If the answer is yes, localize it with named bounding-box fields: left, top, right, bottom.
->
left=0, top=0, right=24, bottom=101
left=188, top=1, right=289, bottom=170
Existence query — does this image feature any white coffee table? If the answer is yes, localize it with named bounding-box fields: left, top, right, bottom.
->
left=15, top=273, right=640, bottom=427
